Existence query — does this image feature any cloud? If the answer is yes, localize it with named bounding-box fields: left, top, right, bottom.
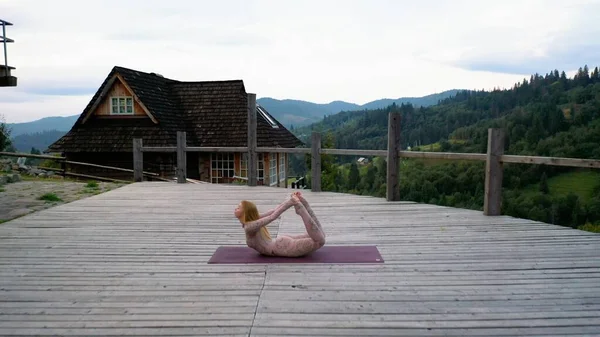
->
left=22, top=86, right=98, bottom=96
left=0, top=0, right=598, bottom=123
left=415, top=0, right=600, bottom=75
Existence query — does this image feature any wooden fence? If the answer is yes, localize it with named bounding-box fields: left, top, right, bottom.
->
left=0, top=151, right=163, bottom=183
left=133, top=93, right=600, bottom=216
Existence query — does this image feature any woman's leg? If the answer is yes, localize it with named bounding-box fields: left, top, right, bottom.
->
left=293, top=199, right=326, bottom=246
left=273, top=235, right=323, bottom=257
left=296, top=194, right=325, bottom=236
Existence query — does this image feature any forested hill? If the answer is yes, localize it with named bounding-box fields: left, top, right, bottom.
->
left=291, top=65, right=600, bottom=232
left=294, top=65, right=600, bottom=160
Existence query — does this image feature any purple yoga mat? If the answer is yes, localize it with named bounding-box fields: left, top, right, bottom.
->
left=207, top=245, right=384, bottom=264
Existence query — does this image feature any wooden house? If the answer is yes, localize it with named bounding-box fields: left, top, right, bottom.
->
left=48, top=66, right=303, bottom=185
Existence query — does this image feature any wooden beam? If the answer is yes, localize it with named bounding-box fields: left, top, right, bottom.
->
left=0, top=151, right=65, bottom=161
left=63, top=171, right=131, bottom=184
left=65, top=160, right=157, bottom=176
left=311, top=132, right=322, bottom=192
left=321, top=148, right=387, bottom=157
left=133, top=138, right=143, bottom=182
left=276, top=153, right=281, bottom=187
left=176, top=131, right=187, bottom=184
left=257, top=147, right=310, bottom=154
left=484, top=128, right=505, bottom=216
left=141, top=147, right=177, bottom=153
left=81, top=74, right=118, bottom=124
left=387, top=112, right=401, bottom=201
left=247, top=93, right=257, bottom=187
left=115, top=74, right=159, bottom=125
left=400, top=151, right=487, bottom=161
left=284, top=153, right=288, bottom=188
left=501, top=154, right=600, bottom=169
left=186, top=147, right=249, bottom=153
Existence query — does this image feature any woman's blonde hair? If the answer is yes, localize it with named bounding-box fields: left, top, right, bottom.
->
left=241, top=200, right=271, bottom=241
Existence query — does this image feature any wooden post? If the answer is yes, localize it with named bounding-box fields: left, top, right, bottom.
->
left=284, top=153, right=288, bottom=188
left=484, top=128, right=505, bottom=216
left=386, top=112, right=401, bottom=201
left=311, top=132, right=321, bottom=192
left=247, top=93, right=257, bottom=186
left=133, top=138, right=143, bottom=182
left=60, top=158, right=66, bottom=179
left=276, top=153, right=281, bottom=187
left=176, top=131, right=186, bottom=184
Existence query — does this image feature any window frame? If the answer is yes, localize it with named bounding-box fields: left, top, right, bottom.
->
left=210, top=152, right=235, bottom=183
left=279, top=153, right=285, bottom=182
left=110, top=96, right=134, bottom=115
left=269, top=153, right=277, bottom=186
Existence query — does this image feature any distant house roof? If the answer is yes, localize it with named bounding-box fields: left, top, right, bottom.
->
left=48, top=66, right=303, bottom=153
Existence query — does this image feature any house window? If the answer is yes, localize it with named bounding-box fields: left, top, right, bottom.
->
left=269, top=153, right=277, bottom=186
left=279, top=154, right=285, bottom=181
left=257, top=105, right=278, bottom=128
left=240, top=153, right=248, bottom=178
left=111, top=96, right=134, bottom=115
left=239, top=153, right=265, bottom=183
left=211, top=153, right=234, bottom=183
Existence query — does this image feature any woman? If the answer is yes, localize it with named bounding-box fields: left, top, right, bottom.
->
left=234, top=192, right=326, bottom=257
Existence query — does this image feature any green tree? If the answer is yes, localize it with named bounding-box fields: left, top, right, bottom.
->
left=539, top=172, right=549, bottom=194
left=347, top=162, right=360, bottom=190
left=0, top=114, right=10, bottom=152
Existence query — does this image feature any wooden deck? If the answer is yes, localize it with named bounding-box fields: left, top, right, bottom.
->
left=1, top=182, right=600, bottom=336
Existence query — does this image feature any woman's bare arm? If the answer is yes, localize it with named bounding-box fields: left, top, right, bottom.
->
left=258, top=197, right=294, bottom=219
left=245, top=198, right=296, bottom=234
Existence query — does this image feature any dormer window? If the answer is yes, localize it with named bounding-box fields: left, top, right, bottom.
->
left=257, top=105, right=278, bottom=128
left=111, top=96, right=134, bottom=115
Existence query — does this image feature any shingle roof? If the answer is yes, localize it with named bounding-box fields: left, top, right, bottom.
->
left=48, top=66, right=303, bottom=152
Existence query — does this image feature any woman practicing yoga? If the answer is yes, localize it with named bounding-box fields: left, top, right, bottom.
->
left=234, top=192, right=326, bottom=257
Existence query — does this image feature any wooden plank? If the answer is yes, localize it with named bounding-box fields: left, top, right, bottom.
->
left=133, top=138, right=143, bottom=182
left=176, top=131, right=186, bottom=184
left=247, top=93, right=258, bottom=187
left=186, top=146, right=248, bottom=153
left=311, top=132, right=321, bottom=192
left=258, top=147, right=310, bottom=154
left=65, top=161, right=157, bottom=176
left=321, top=148, right=387, bottom=156
left=387, top=112, right=401, bottom=201
left=251, top=326, right=600, bottom=337
left=141, top=146, right=177, bottom=152
left=400, top=151, right=487, bottom=161
left=284, top=153, right=288, bottom=188
left=62, top=171, right=131, bottom=184
left=0, top=151, right=65, bottom=161
left=484, top=128, right=504, bottom=216
left=0, top=182, right=599, bottom=336
left=501, top=154, right=600, bottom=169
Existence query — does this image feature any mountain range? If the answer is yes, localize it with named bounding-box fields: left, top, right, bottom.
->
left=4, top=89, right=460, bottom=152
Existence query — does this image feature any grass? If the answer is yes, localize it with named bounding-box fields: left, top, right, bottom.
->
left=37, top=193, right=63, bottom=202
left=0, top=187, right=4, bottom=193
left=579, top=223, right=600, bottom=233
left=523, top=170, right=600, bottom=202
left=85, top=180, right=99, bottom=189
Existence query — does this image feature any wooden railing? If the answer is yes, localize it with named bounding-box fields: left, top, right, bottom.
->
left=0, top=151, right=163, bottom=183
left=133, top=93, right=600, bottom=216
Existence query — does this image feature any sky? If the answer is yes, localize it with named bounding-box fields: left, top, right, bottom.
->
left=1, top=0, right=599, bottom=123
